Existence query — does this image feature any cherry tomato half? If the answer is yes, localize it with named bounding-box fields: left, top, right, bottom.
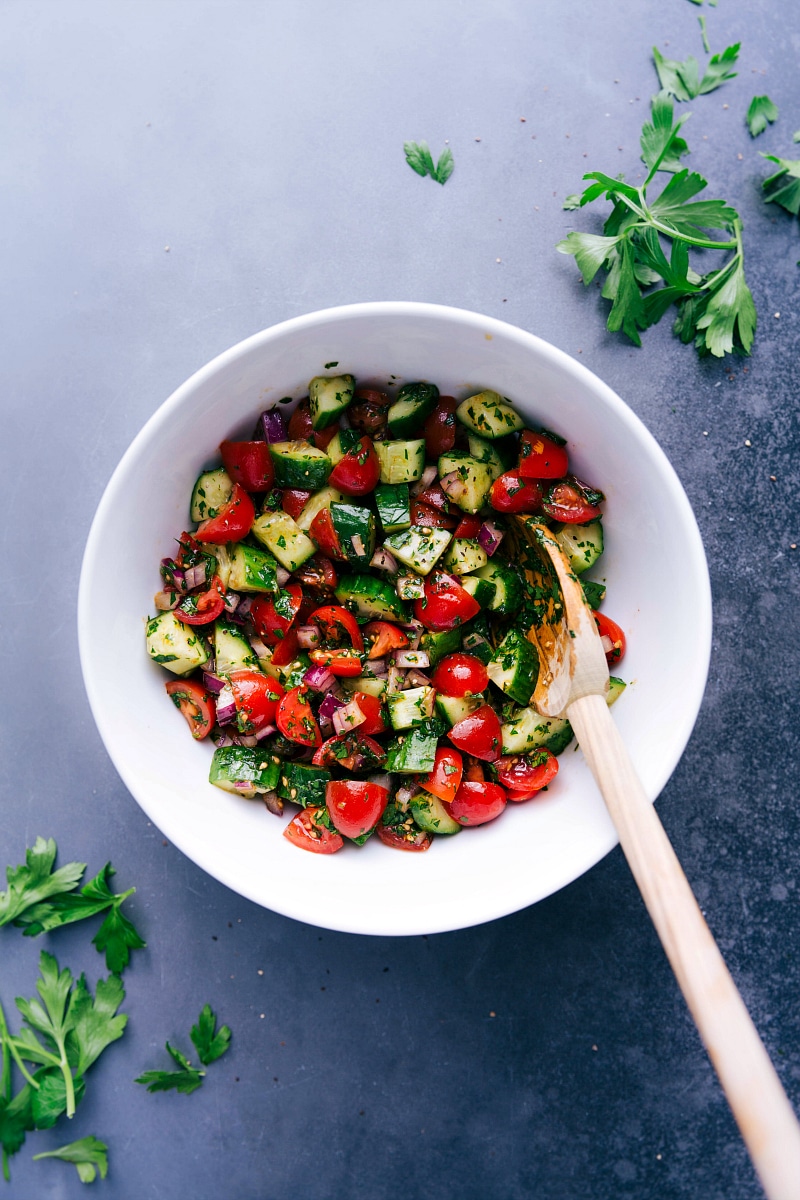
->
left=309, top=508, right=347, bottom=560
left=453, top=514, right=482, bottom=540
left=312, top=733, right=386, bottom=771
left=448, top=704, right=502, bottom=762
left=541, top=480, right=602, bottom=524
left=517, top=430, right=569, bottom=480
left=376, top=824, right=432, bottom=852
left=419, top=746, right=463, bottom=805
left=326, top=780, right=389, bottom=840
left=195, top=483, right=255, bottom=543
left=228, top=670, right=285, bottom=734
left=423, top=396, right=457, bottom=459
left=414, top=573, right=481, bottom=633
left=174, top=574, right=226, bottom=625
left=593, top=611, right=626, bottom=665
left=276, top=687, right=321, bottom=747
left=270, top=628, right=300, bottom=668
left=308, top=605, right=364, bottom=651
left=415, top=485, right=451, bottom=513
left=165, top=679, right=216, bottom=740
left=410, top=502, right=458, bottom=530
left=328, top=436, right=380, bottom=496
left=250, top=584, right=303, bottom=646
left=281, top=489, right=313, bottom=520
left=294, top=553, right=338, bottom=594
left=495, top=749, right=559, bottom=795
left=219, top=440, right=275, bottom=492
left=489, top=472, right=543, bottom=515
left=286, top=400, right=339, bottom=450
left=445, top=781, right=507, bottom=826
left=351, top=691, right=386, bottom=736
left=309, top=648, right=363, bottom=677
left=363, top=621, right=408, bottom=660
left=283, top=806, right=344, bottom=854
left=431, top=653, right=488, bottom=698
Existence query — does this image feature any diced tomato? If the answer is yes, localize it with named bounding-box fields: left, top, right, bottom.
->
left=363, top=621, right=408, bottom=660
left=174, top=574, right=226, bottom=625
left=541, top=478, right=602, bottom=524
left=419, top=746, right=463, bottom=805
left=308, top=605, right=364, bottom=651
left=489, top=472, right=543, bottom=515
left=415, top=484, right=451, bottom=513
left=283, top=806, right=344, bottom=854
left=309, top=508, right=347, bottom=560
left=165, top=679, right=216, bottom=740
left=410, top=501, right=458, bottom=530
left=353, top=387, right=391, bottom=408
left=281, top=489, right=313, bottom=520
left=195, top=483, right=255, bottom=543
left=325, top=780, right=389, bottom=840
left=228, top=670, right=285, bottom=734
left=424, top=396, right=457, bottom=459
left=593, top=611, right=626, bottom=665
left=270, top=628, right=299, bottom=668
left=431, top=653, right=488, bottom=697
left=376, top=824, right=432, bottom=852
left=219, top=440, right=275, bottom=492
left=517, top=430, right=569, bottom=481
left=287, top=399, right=314, bottom=441
left=351, top=691, right=386, bottom=736
left=309, top=648, right=363, bottom=677
left=448, top=704, right=502, bottom=762
left=312, top=425, right=339, bottom=451
left=276, top=686, right=321, bottom=747
left=312, top=733, right=386, bottom=771
left=453, top=514, right=482, bottom=540
left=294, top=553, right=338, bottom=593
left=445, top=781, right=507, bottom=826
left=250, top=584, right=303, bottom=646
left=328, top=436, right=380, bottom=496
left=414, top=572, right=480, bottom=632
left=495, top=749, right=559, bottom=794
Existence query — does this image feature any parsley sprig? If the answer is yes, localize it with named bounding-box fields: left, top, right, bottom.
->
left=404, top=140, right=454, bottom=185
left=653, top=41, right=739, bottom=101
left=135, top=1004, right=231, bottom=1095
left=557, top=91, right=756, bottom=358
left=761, top=151, right=800, bottom=217
left=33, top=1135, right=108, bottom=1183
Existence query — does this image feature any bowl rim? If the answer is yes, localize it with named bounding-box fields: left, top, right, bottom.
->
left=78, top=301, right=713, bottom=934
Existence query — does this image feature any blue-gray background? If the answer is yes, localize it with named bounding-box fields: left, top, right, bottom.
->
left=1, top=1, right=798, bottom=1197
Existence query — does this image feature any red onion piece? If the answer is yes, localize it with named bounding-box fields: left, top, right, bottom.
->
left=387, top=667, right=405, bottom=694
left=411, top=465, right=437, bottom=496
left=478, top=520, right=505, bottom=556
left=202, top=671, right=226, bottom=695
left=395, top=785, right=417, bottom=807
left=399, top=619, right=424, bottom=649
left=216, top=685, right=237, bottom=726
left=275, top=566, right=292, bottom=586
left=393, top=649, right=430, bottom=669
left=364, top=657, right=387, bottom=677
left=183, top=564, right=207, bottom=591
left=296, top=624, right=321, bottom=649
left=303, top=663, right=336, bottom=692
left=254, top=723, right=277, bottom=740
left=333, top=698, right=366, bottom=735
left=248, top=635, right=270, bottom=658
left=439, top=470, right=468, bottom=503
left=154, top=590, right=179, bottom=611
left=161, top=559, right=186, bottom=592
left=370, top=547, right=398, bottom=574
left=223, top=591, right=240, bottom=613
left=263, top=791, right=284, bottom=816
left=405, top=669, right=432, bottom=688
left=318, top=692, right=345, bottom=721
left=260, top=409, right=288, bottom=443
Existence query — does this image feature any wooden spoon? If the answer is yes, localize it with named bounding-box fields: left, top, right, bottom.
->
left=509, top=516, right=800, bottom=1200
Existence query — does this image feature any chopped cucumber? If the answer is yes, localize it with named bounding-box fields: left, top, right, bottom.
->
left=209, top=543, right=233, bottom=589
left=276, top=762, right=331, bottom=808
left=456, top=390, right=524, bottom=439
left=384, top=527, right=452, bottom=576
left=437, top=451, right=493, bottom=514
left=461, top=625, right=493, bottom=663
left=384, top=726, right=438, bottom=773
left=442, top=538, right=488, bottom=575
left=375, top=484, right=411, bottom=534
left=374, top=439, right=426, bottom=485
left=335, top=574, right=410, bottom=622
left=387, top=687, right=435, bottom=730
left=552, top=520, right=604, bottom=575
left=410, top=792, right=461, bottom=835
left=331, top=503, right=376, bottom=566
left=467, top=434, right=517, bottom=481
left=435, top=692, right=482, bottom=727
left=460, top=575, right=496, bottom=611
left=340, top=675, right=388, bottom=698
left=209, top=746, right=280, bottom=798
left=386, top=382, right=439, bottom=439
left=487, top=630, right=539, bottom=706
left=227, top=542, right=280, bottom=593
left=295, top=486, right=345, bottom=531
left=325, top=428, right=361, bottom=467
left=500, top=707, right=574, bottom=756
left=268, top=440, right=332, bottom=489
left=145, top=612, right=210, bottom=676
left=308, top=374, right=355, bottom=430
left=608, top=676, right=626, bottom=704
left=214, top=620, right=259, bottom=675
left=471, top=561, right=523, bottom=615
left=396, top=574, right=425, bottom=600
left=419, top=626, right=461, bottom=667
left=251, top=511, right=317, bottom=572
left=190, top=468, right=232, bottom=523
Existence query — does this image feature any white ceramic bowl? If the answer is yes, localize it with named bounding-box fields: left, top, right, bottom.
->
left=78, top=302, right=711, bottom=936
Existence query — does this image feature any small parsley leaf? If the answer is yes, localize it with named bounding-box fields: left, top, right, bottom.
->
left=190, top=1004, right=232, bottom=1066
left=33, top=1135, right=108, bottom=1183
left=0, top=839, right=85, bottom=928
left=761, top=153, right=800, bottom=217
left=404, top=140, right=454, bottom=185
left=747, top=95, right=779, bottom=138
left=135, top=1043, right=205, bottom=1095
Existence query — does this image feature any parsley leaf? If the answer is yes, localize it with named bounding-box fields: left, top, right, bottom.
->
left=33, top=1135, right=108, bottom=1183
left=0, top=839, right=85, bottom=928
left=190, top=1004, right=232, bottom=1066
left=135, top=1043, right=205, bottom=1095
left=761, top=153, right=800, bottom=216
left=653, top=42, right=738, bottom=101
left=747, top=95, right=779, bottom=137
left=557, top=92, right=755, bottom=358
left=404, top=140, right=454, bottom=185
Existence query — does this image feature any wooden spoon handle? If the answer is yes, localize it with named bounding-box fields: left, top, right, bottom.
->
left=568, top=692, right=800, bottom=1200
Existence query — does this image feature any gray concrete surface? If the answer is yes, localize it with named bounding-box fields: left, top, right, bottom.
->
left=1, top=1, right=798, bottom=1196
